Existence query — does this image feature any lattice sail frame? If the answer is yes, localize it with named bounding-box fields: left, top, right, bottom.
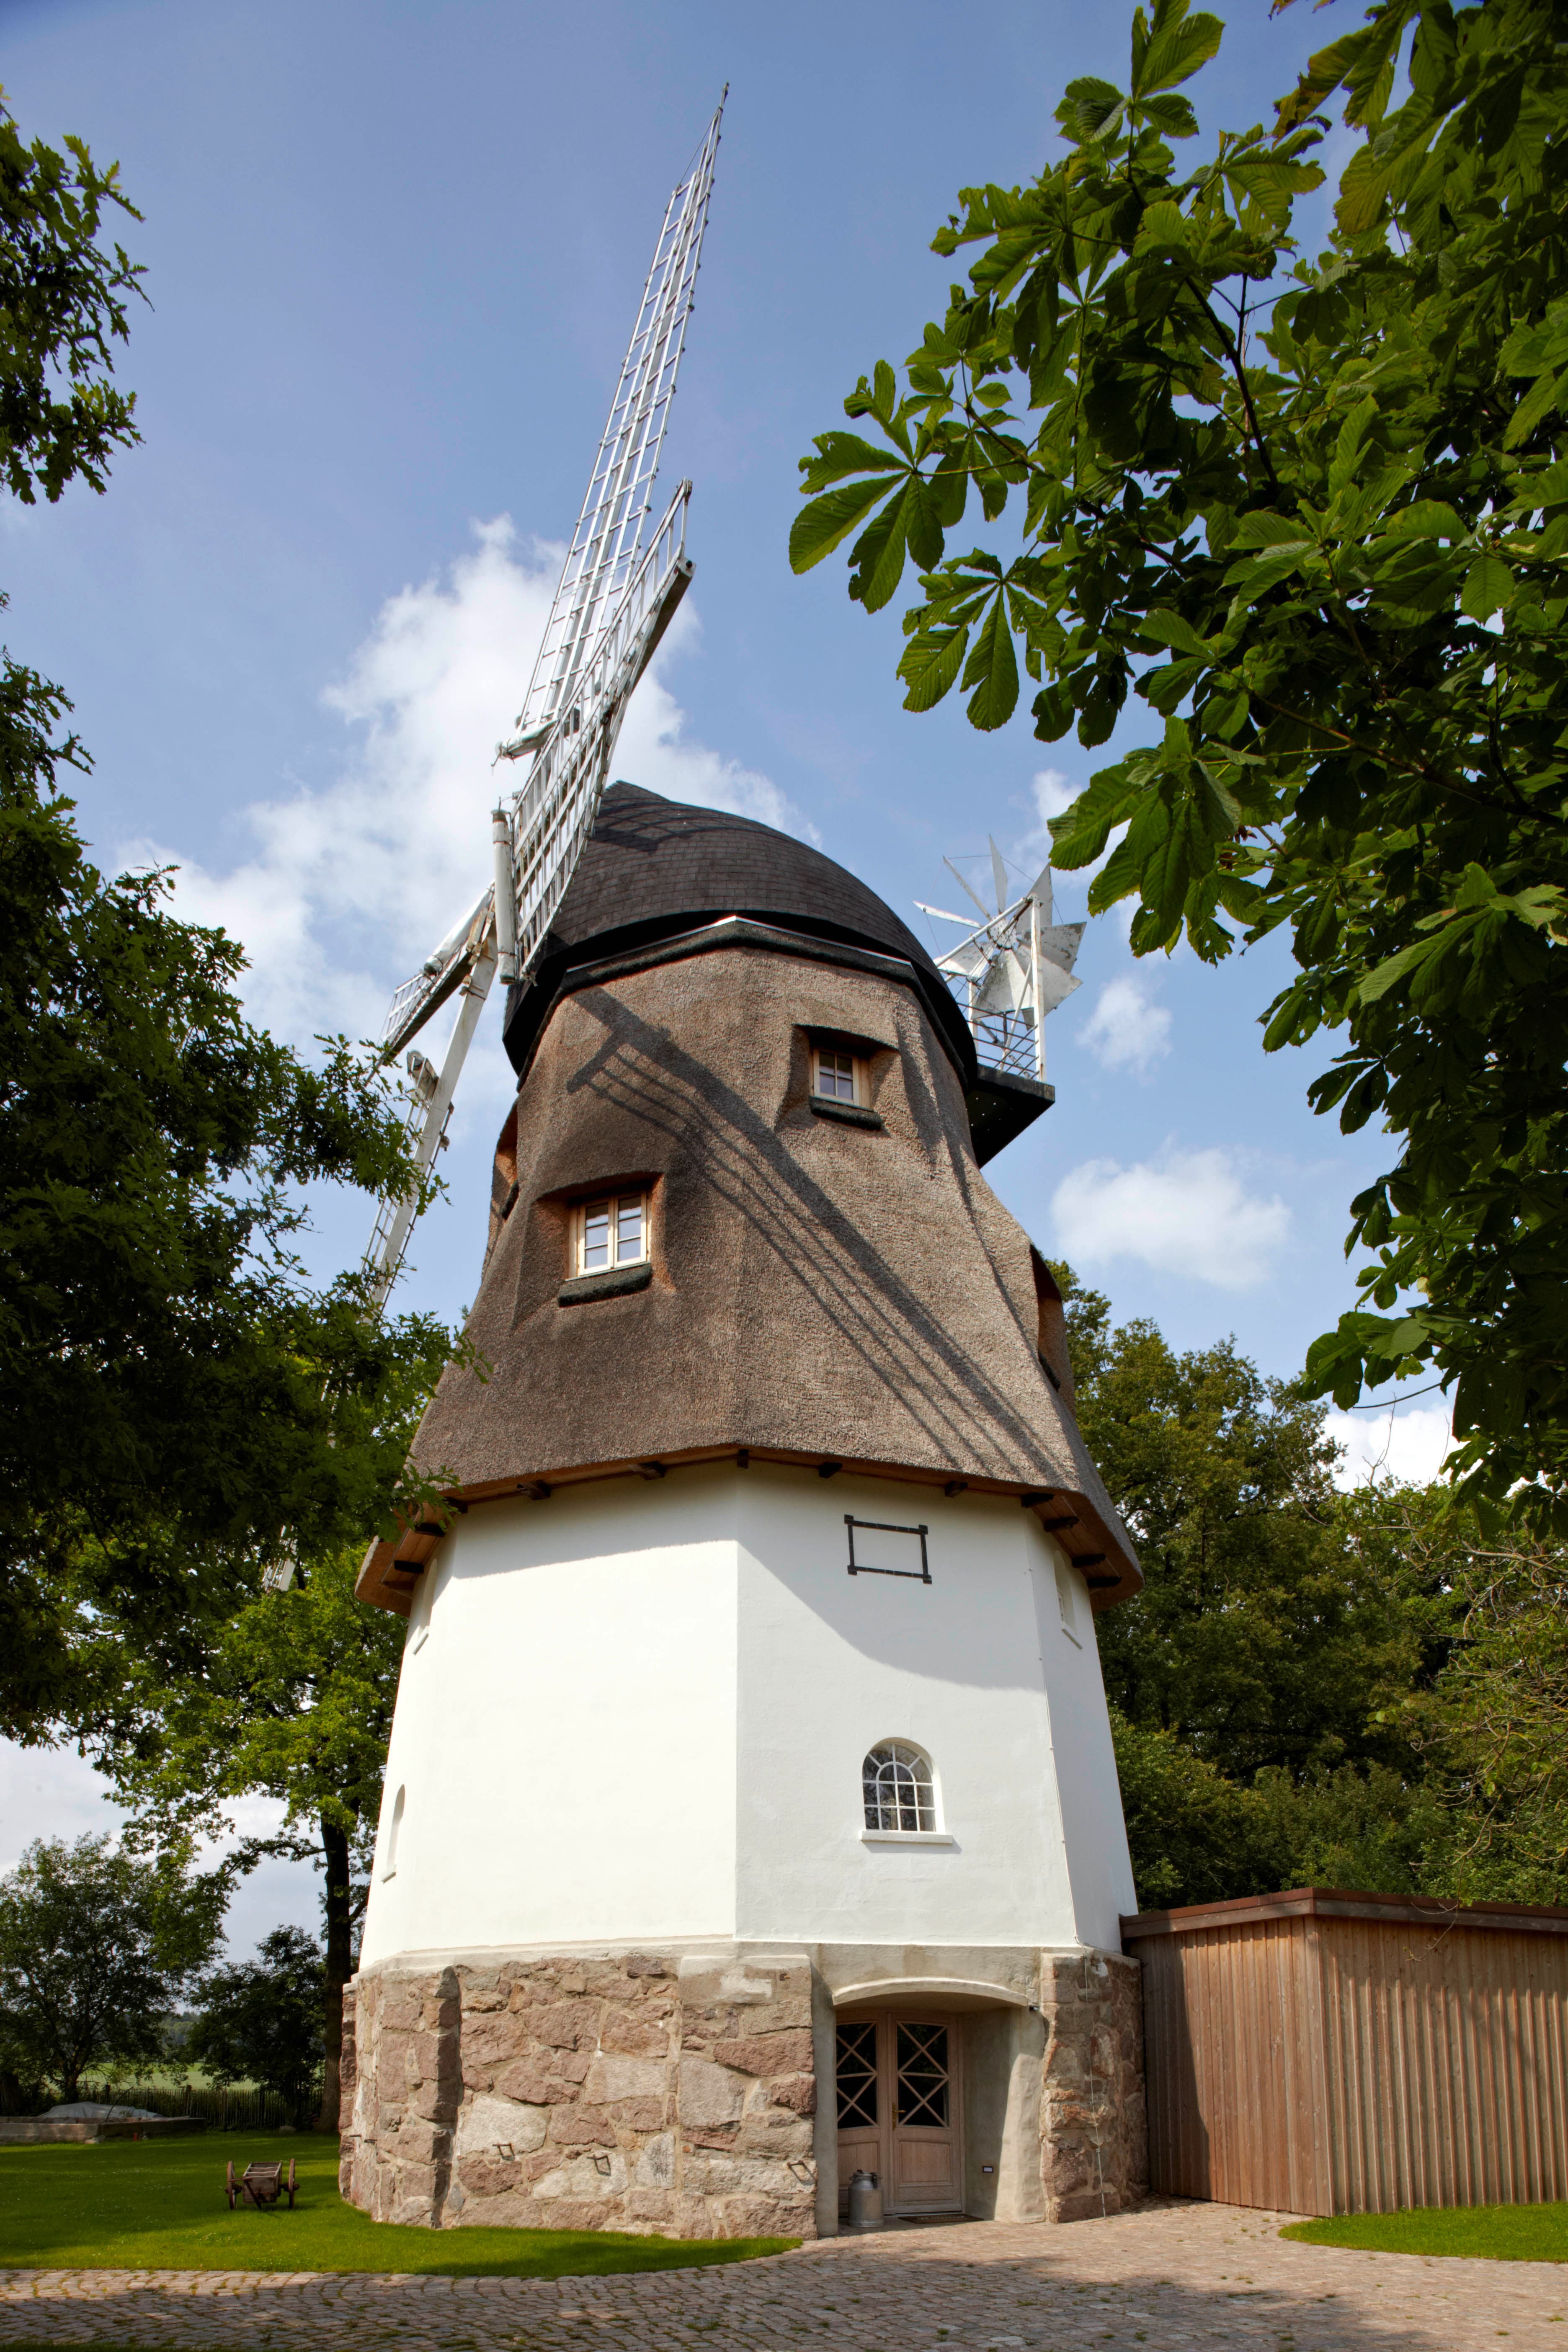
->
left=360, top=103, right=722, bottom=1305
left=504, top=98, right=724, bottom=760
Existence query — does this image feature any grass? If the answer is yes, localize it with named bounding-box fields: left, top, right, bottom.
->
left=1282, top=2199, right=1568, bottom=2263
left=0, top=2134, right=796, bottom=2277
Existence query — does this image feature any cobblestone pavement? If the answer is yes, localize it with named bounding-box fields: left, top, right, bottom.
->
left=1, top=2200, right=1564, bottom=2352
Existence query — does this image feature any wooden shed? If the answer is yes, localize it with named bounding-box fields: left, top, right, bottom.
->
left=1123, top=1887, right=1568, bottom=2216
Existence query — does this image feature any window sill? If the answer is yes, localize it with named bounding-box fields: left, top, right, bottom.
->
left=558, top=1262, right=652, bottom=1306
left=860, top=1828, right=955, bottom=1845
left=810, top=1095, right=884, bottom=1130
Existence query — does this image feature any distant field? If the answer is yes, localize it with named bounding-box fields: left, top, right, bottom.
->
left=0, top=2133, right=795, bottom=2277
left=1282, top=2201, right=1568, bottom=2263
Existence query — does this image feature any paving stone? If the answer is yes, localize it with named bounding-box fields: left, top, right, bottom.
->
left=0, top=2200, right=1564, bottom=2349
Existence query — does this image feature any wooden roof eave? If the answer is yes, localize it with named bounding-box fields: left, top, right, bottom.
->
left=353, top=1446, right=1142, bottom=1618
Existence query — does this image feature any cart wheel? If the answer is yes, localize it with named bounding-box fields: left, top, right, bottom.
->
left=286, top=2157, right=297, bottom=2208
left=225, top=2160, right=236, bottom=2210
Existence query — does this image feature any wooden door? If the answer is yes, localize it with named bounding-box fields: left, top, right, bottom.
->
left=835, top=2011, right=962, bottom=2218
left=889, top=2015, right=960, bottom=2213
left=833, top=2017, right=882, bottom=2215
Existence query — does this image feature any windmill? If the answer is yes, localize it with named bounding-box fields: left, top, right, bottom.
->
left=916, top=837, right=1085, bottom=1087
left=360, top=97, right=726, bottom=1308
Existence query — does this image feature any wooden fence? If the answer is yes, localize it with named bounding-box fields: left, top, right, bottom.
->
left=1122, top=1887, right=1568, bottom=2216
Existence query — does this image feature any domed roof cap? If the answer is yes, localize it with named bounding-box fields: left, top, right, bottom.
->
left=502, top=781, right=972, bottom=1078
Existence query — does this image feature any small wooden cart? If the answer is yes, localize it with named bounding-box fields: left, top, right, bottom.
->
left=225, top=2158, right=297, bottom=2210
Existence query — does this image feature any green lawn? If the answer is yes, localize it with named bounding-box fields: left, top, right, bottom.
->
left=0, top=2134, right=795, bottom=2277
left=1282, top=2200, right=1568, bottom=2263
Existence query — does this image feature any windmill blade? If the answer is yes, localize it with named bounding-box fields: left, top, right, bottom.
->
left=498, top=480, right=691, bottom=986
left=988, top=836, right=1012, bottom=920
left=360, top=101, right=723, bottom=1305
left=503, top=95, right=725, bottom=759
left=1022, top=863, right=1055, bottom=924
left=380, top=888, right=496, bottom=1061
left=1037, top=919, right=1086, bottom=975
left=363, top=921, right=500, bottom=1307
left=943, top=856, right=994, bottom=922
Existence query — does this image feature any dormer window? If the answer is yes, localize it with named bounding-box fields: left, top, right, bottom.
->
left=575, top=1192, right=648, bottom=1276
left=813, top=1047, right=863, bottom=1105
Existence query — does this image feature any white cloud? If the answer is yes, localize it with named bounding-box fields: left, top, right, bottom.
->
left=1031, top=765, right=1080, bottom=829
left=117, top=518, right=806, bottom=1064
left=1325, top=1403, right=1455, bottom=1491
left=1052, top=1145, right=1289, bottom=1291
left=1080, top=972, right=1172, bottom=1075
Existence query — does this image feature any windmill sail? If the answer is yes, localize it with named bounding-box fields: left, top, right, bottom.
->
left=360, top=97, right=724, bottom=1306
left=502, top=97, right=724, bottom=762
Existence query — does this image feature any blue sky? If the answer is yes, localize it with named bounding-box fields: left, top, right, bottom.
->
left=0, top=0, right=1446, bottom=1939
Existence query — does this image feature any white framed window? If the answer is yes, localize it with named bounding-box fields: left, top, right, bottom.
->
left=574, top=1191, right=649, bottom=1276
left=382, top=1785, right=406, bottom=1880
left=812, top=1047, right=864, bottom=1105
left=862, top=1741, right=936, bottom=1831
left=1055, top=1559, right=1083, bottom=1647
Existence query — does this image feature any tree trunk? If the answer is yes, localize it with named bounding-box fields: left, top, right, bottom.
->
left=314, top=1814, right=353, bottom=2135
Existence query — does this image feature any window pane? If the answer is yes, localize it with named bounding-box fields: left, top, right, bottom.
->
left=835, top=2021, right=879, bottom=2128
left=581, top=1203, right=610, bottom=1271
left=615, top=1196, right=645, bottom=1264
left=864, top=1741, right=935, bottom=1832
left=817, top=1050, right=856, bottom=1101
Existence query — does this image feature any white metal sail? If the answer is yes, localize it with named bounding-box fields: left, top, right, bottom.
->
left=360, top=98, right=724, bottom=1309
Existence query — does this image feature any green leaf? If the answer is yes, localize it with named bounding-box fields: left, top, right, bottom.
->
left=1357, top=911, right=1480, bottom=1005
left=1460, top=554, right=1513, bottom=621
left=961, top=593, right=1019, bottom=730
left=789, top=479, right=897, bottom=575
left=1504, top=367, right=1565, bottom=451
left=1230, top=511, right=1314, bottom=549
left=898, top=624, right=968, bottom=714
left=1048, top=761, right=1143, bottom=868
left=798, top=431, right=908, bottom=493
left=1142, top=92, right=1199, bottom=138
left=1138, top=607, right=1212, bottom=658
left=1133, top=0, right=1224, bottom=100
left=1382, top=500, right=1464, bottom=541
left=849, top=482, right=917, bottom=612
left=1059, top=75, right=1126, bottom=142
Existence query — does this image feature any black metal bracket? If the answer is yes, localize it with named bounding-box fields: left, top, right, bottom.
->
left=845, top=1514, right=931, bottom=1583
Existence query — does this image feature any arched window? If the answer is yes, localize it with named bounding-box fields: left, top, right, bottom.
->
left=862, top=1742, right=936, bottom=1832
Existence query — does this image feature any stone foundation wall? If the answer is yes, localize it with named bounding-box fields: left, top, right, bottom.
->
left=1038, top=1951, right=1148, bottom=2221
left=339, top=1950, right=818, bottom=2240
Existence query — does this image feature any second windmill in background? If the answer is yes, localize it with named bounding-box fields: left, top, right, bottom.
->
left=917, top=836, right=1085, bottom=1088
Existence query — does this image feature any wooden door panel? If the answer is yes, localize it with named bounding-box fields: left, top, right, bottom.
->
left=890, top=2017, right=961, bottom=2214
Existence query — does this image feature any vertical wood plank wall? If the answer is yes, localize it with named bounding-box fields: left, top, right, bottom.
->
left=1124, top=1891, right=1568, bottom=2216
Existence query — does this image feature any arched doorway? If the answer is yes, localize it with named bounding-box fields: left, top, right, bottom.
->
left=831, top=1982, right=1044, bottom=2223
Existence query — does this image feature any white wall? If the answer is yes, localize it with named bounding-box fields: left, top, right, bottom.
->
left=360, top=1462, right=1136, bottom=1970
left=359, top=1479, right=740, bottom=1967
left=734, top=1468, right=1135, bottom=1952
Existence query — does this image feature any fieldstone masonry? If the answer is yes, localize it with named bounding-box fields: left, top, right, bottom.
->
left=1038, top=1951, right=1148, bottom=2221
left=342, top=1944, right=1146, bottom=2239
left=340, top=1951, right=818, bottom=2240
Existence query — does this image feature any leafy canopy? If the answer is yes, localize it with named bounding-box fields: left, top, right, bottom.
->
left=0, top=1835, right=222, bottom=2103
left=0, top=92, right=143, bottom=503
left=187, top=1927, right=325, bottom=2120
left=1058, top=1269, right=1564, bottom=1908
left=792, top=0, right=1568, bottom=1534
left=0, top=94, right=460, bottom=1738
